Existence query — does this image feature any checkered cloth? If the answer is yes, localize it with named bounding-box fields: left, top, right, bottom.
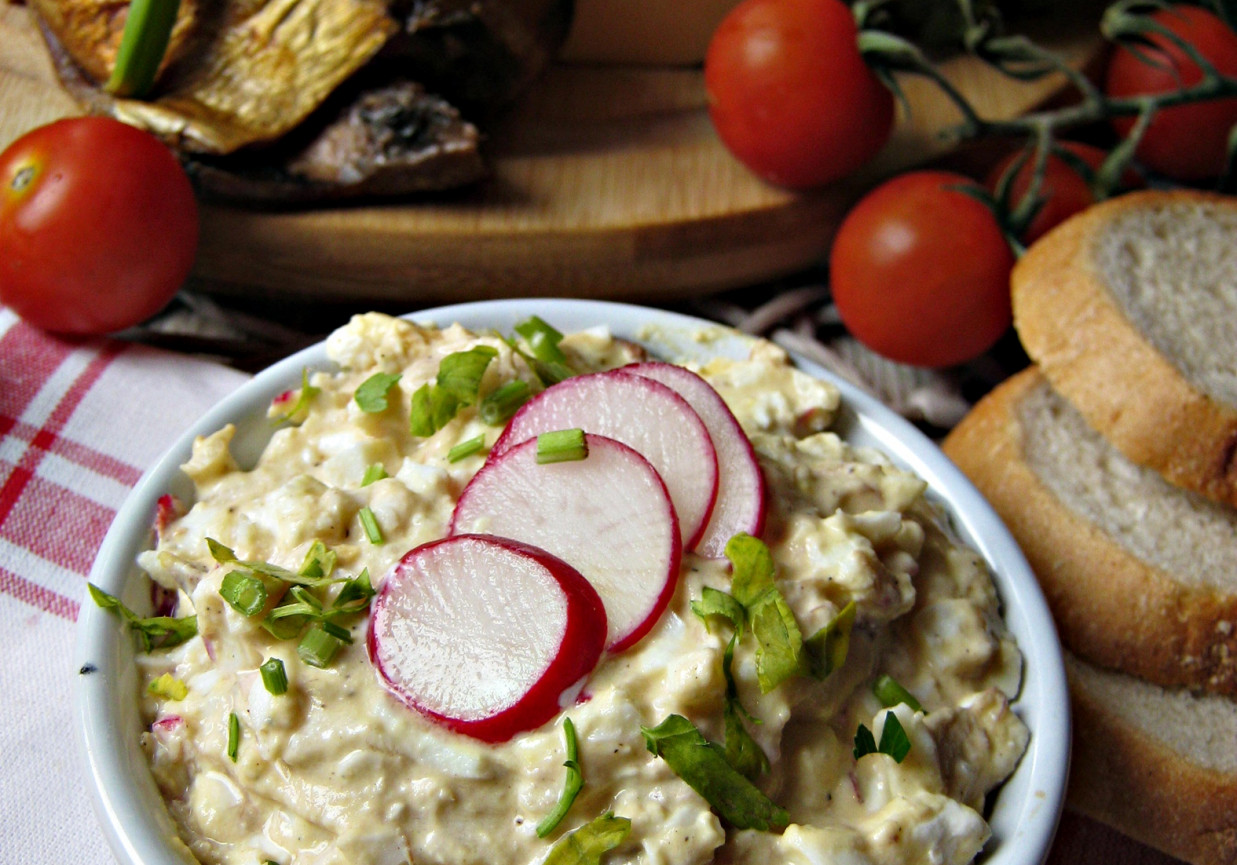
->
left=0, top=303, right=1180, bottom=864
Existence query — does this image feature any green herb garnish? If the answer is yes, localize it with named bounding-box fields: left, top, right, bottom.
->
left=298, top=623, right=345, bottom=668
left=542, top=813, right=631, bottom=865
left=227, top=712, right=241, bottom=762
left=147, top=672, right=188, bottom=700
left=361, top=463, right=388, bottom=487
left=260, top=658, right=288, bottom=696
left=272, top=369, right=319, bottom=425
left=438, top=346, right=499, bottom=404
left=87, top=583, right=197, bottom=652
left=511, top=317, right=574, bottom=385
left=803, top=601, right=856, bottom=680
left=873, top=674, right=923, bottom=713
left=537, top=429, right=588, bottom=464
left=725, top=534, right=803, bottom=693
left=409, top=382, right=460, bottom=437
left=537, top=717, right=584, bottom=838
left=448, top=434, right=486, bottom=463
left=853, top=711, right=912, bottom=764
left=220, top=570, right=269, bottom=617
left=354, top=372, right=402, bottom=413
left=358, top=506, right=383, bottom=544
left=478, top=379, right=531, bottom=425
left=298, top=540, right=336, bottom=580
left=105, top=0, right=181, bottom=97
left=641, top=714, right=789, bottom=831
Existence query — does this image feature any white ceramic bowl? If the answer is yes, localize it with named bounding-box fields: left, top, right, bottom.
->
left=77, top=298, right=1070, bottom=865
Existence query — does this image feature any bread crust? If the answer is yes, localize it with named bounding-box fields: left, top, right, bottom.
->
left=941, top=367, right=1237, bottom=696
left=1011, top=189, right=1237, bottom=508
left=1066, top=653, right=1237, bottom=865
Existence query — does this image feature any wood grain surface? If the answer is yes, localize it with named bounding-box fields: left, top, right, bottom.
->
left=0, top=2, right=1105, bottom=304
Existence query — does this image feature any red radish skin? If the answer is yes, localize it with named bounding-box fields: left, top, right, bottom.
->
left=491, top=369, right=718, bottom=549
left=625, top=362, right=766, bottom=558
left=367, top=534, right=607, bottom=743
left=452, top=435, right=682, bottom=653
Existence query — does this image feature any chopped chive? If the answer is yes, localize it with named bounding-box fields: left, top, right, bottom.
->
left=333, top=568, right=374, bottom=613
left=260, top=658, right=288, bottom=695
left=227, top=712, right=240, bottom=762
left=361, top=463, right=388, bottom=487
left=87, top=583, right=197, bottom=652
left=297, top=540, right=336, bottom=580
left=220, top=570, right=268, bottom=617
left=261, top=612, right=306, bottom=641
left=536, top=429, right=588, bottom=464
left=321, top=620, right=353, bottom=644
left=358, top=507, right=383, bottom=544
left=448, top=434, right=486, bottom=463
left=478, top=379, right=531, bottom=425
left=298, top=624, right=344, bottom=668
left=147, top=672, right=188, bottom=701
left=514, top=316, right=567, bottom=364
left=105, top=0, right=181, bottom=97
left=536, top=717, right=584, bottom=837
left=873, top=674, right=923, bottom=713
left=272, top=369, right=319, bottom=425
left=354, top=372, right=402, bottom=413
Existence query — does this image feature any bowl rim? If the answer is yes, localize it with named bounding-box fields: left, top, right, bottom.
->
left=76, top=297, right=1070, bottom=865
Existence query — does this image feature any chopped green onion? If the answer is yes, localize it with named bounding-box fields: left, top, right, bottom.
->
left=803, top=601, right=856, bottom=679
left=206, top=537, right=237, bottom=563
left=105, top=0, right=182, bottom=98
left=261, top=612, right=306, bottom=641
left=515, top=316, right=568, bottom=364
left=873, top=674, right=923, bottom=713
left=361, top=463, right=388, bottom=486
left=333, top=568, right=374, bottom=613
left=536, top=718, right=584, bottom=837
left=448, top=434, right=486, bottom=463
left=298, top=624, right=345, bottom=668
left=853, top=711, right=912, bottom=763
left=298, top=540, right=336, bottom=580
left=641, top=714, right=788, bottom=831
left=272, top=369, right=319, bottom=425
left=88, top=583, right=197, bottom=652
left=147, top=672, right=188, bottom=700
left=227, top=712, right=240, bottom=762
left=536, top=429, right=588, bottom=464
left=437, top=346, right=498, bottom=405
left=478, top=379, right=531, bottom=425
left=543, top=812, right=631, bottom=865
left=320, top=620, right=353, bottom=644
left=220, top=570, right=268, bottom=617
left=358, top=507, right=383, bottom=544
left=354, top=372, right=402, bottom=413
left=260, top=658, right=288, bottom=695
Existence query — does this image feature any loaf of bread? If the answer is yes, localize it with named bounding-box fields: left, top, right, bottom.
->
left=1011, top=189, right=1237, bottom=508
left=1066, top=651, right=1237, bottom=865
left=943, top=366, right=1237, bottom=697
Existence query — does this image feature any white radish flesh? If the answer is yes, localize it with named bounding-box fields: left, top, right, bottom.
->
left=451, top=434, right=682, bottom=653
left=625, top=362, right=766, bottom=558
left=491, top=369, right=719, bottom=549
left=367, top=534, right=607, bottom=743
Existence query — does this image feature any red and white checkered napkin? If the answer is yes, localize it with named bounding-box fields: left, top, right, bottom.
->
left=0, top=306, right=248, bottom=863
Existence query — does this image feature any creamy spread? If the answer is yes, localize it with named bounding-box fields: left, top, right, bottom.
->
left=133, top=313, right=1028, bottom=865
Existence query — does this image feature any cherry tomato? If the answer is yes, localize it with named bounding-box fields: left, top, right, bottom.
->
left=705, top=0, right=895, bottom=189
left=985, top=142, right=1143, bottom=244
left=829, top=171, right=1015, bottom=368
left=1104, top=5, right=1237, bottom=182
left=0, top=116, right=199, bottom=335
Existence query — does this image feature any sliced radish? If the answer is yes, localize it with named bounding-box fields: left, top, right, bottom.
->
left=452, top=435, right=682, bottom=653
left=491, top=369, right=718, bottom=549
left=625, top=362, right=766, bottom=558
left=367, top=534, right=607, bottom=743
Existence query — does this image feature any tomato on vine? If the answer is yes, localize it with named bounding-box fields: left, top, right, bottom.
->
left=704, top=0, right=895, bottom=189
left=0, top=116, right=199, bottom=335
left=1104, top=5, right=1237, bottom=182
left=829, top=171, right=1014, bottom=369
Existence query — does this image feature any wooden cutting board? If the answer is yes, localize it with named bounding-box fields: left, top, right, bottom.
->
left=0, top=2, right=1105, bottom=304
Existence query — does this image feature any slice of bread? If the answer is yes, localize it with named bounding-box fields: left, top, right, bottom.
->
left=1066, top=650, right=1237, bottom=865
left=941, top=366, right=1237, bottom=696
left=1011, top=190, right=1237, bottom=507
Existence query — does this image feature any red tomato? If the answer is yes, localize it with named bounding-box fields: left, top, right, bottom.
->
left=1104, top=5, right=1237, bottom=181
left=829, top=171, right=1015, bottom=368
left=705, top=0, right=895, bottom=189
left=0, top=116, right=199, bottom=335
left=985, top=142, right=1142, bottom=244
